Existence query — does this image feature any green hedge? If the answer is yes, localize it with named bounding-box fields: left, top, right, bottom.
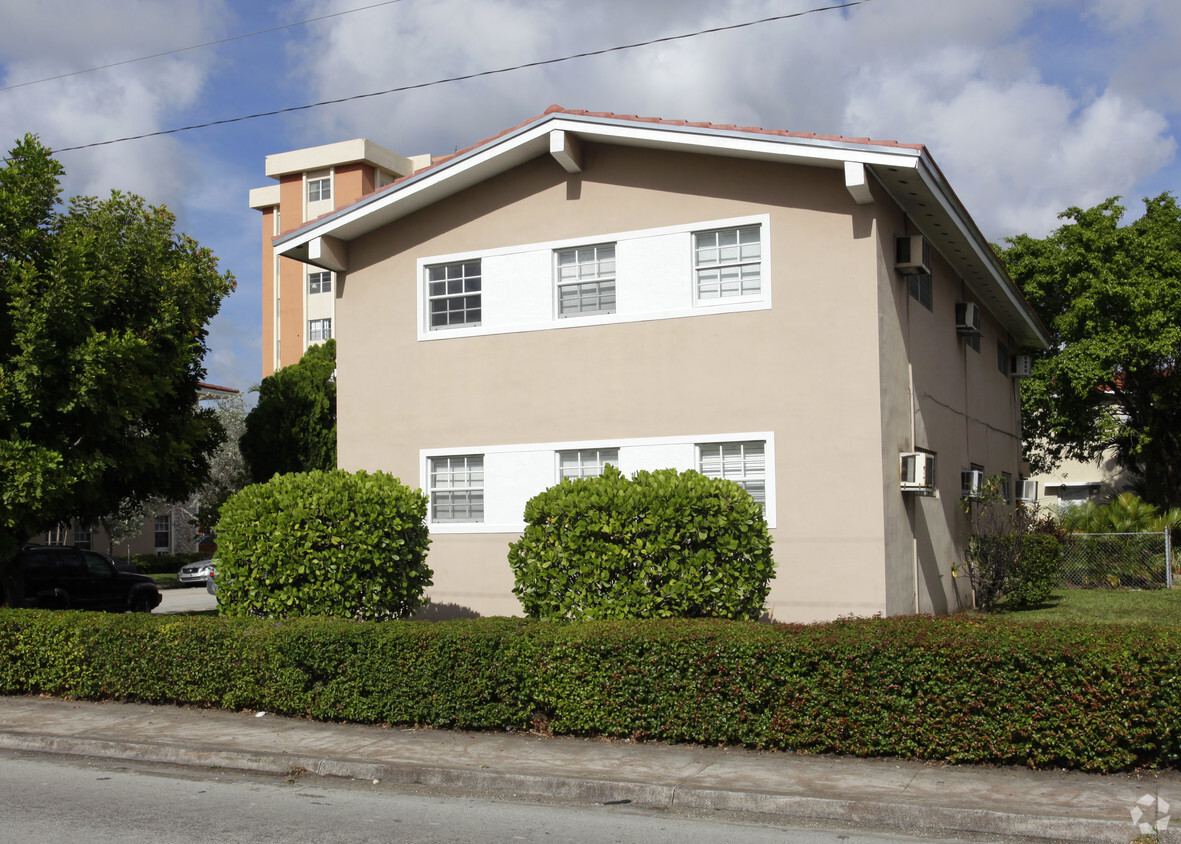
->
left=0, top=611, right=1177, bottom=773
left=128, top=552, right=209, bottom=574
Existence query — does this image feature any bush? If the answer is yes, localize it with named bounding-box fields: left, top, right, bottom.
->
left=958, top=478, right=1064, bottom=611
left=128, top=552, right=208, bottom=574
left=215, top=469, right=432, bottom=620
left=508, top=466, right=774, bottom=620
left=1, top=610, right=1178, bottom=773
left=1001, top=533, right=1062, bottom=609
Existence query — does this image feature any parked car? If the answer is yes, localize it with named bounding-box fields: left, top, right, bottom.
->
left=8, top=545, right=161, bottom=612
left=85, top=548, right=137, bottom=574
left=206, top=565, right=217, bottom=596
left=178, top=558, right=215, bottom=587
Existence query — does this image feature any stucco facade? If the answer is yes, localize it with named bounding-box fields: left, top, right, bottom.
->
left=263, top=108, right=1048, bottom=622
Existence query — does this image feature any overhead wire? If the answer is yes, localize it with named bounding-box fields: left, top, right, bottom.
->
left=51, top=0, right=873, bottom=154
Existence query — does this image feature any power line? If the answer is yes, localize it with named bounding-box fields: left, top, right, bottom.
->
left=0, top=0, right=406, bottom=93
left=52, top=0, right=872, bottom=155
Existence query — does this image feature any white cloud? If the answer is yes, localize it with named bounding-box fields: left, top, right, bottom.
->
left=0, top=0, right=229, bottom=209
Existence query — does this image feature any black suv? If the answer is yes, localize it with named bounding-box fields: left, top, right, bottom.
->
left=7, top=545, right=161, bottom=613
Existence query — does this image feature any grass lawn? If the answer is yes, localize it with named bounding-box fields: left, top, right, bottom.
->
left=994, top=588, right=1181, bottom=625
left=149, top=573, right=180, bottom=589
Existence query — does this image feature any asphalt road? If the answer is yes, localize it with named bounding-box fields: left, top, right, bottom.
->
left=0, top=751, right=1005, bottom=844
left=154, top=584, right=217, bottom=614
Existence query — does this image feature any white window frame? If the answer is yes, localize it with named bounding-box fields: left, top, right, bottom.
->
left=308, top=270, right=332, bottom=295
left=557, top=448, right=619, bottom=481
left=426, top=260, right=482, bottom=330
left=416, top=214, right=770, bottom=342
left=696, top=441, right=766, bottom=507
left=693, top=225, right=762, bottom=302
left=422, top=432, right=774, bottom=534
left=154, top=514, right=171, bottom=552
left=429, top=455, right=484, bottom=523
left=554, top=243, right=616, bottom=318
left=308, top=318, right=332, bottom=342
left=307, top=176, right=331, bottom=203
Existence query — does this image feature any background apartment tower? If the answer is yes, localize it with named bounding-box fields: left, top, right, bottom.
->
left=250, top=139, right=429, bottom=375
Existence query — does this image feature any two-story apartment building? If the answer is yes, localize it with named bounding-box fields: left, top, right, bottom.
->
left=256, top=106, right=1050, bottom=622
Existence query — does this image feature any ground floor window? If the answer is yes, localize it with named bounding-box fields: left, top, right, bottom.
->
left=697, top=441, right=766, bottom=507
left=429, top=455, right=484, bottom=523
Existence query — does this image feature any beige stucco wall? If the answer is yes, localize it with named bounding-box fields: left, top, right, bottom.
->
left=335, top=144, right=896, bottom=621
left=330, top=141, right=1025, bottom=621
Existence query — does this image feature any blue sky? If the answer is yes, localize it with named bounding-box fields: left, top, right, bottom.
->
left=1, top=0, right=1178, bottom=395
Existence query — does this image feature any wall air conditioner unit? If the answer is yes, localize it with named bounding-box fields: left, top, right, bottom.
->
left=961, top=469, right=985, bottom=499
left=900, top=452, right=936, bottom=492
left=1017, top=479, right=1038, bottom=503
left=955, top=302, right=981, bottom=334
left=895, top=235, right=931, bottom=275
left=1010, top=354, right=1033, bottom=378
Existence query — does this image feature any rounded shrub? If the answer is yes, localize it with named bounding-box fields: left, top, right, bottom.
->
left=215, top=469, right=432, bottom=620
left=508, top=466, right=774, bottom=620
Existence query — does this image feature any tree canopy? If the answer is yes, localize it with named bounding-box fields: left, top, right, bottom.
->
left=999, top=193, right=1181, bottom=508
left=240, top=339, right=336, bottom=483
left=0, top=135, right=235, bottom=572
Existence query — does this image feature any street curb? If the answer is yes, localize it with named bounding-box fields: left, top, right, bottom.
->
left=0, top=731, right=1151, bottom=843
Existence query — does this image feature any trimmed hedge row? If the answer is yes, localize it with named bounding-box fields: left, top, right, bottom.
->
left=128, top=552, right=208, bottom=574
left=0, top=611, right=1177, bottom=773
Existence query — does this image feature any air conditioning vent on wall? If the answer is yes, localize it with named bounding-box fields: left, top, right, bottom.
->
left=900, top=452, right=936, bottom=492
left=956, top=302, right=981, bottom=334
left=1010, top=354, right=1033, bottom=378
left=961, top=469, right=985, bottom=499
left=895, top=235, right=931, bottom=275
left=1017, top=479, right=1038, bottom=503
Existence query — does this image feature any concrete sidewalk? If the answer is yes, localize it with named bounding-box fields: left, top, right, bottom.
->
left=0, top=695, right=1174, bottom=843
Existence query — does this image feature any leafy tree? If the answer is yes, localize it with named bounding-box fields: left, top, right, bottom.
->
left=999, top=194, right=1181, bottom=508
left=194, top=392, right=250, bottom=530
left=240, top=339, right=336, bottom=483
left=0, top=135, right=235, bottom=600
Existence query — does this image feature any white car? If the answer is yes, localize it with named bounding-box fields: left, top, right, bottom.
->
left=178, top=558, right=215, bottom=587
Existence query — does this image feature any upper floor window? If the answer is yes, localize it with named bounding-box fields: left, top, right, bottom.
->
left=966, top=333, right=981, bottom=353
left=908, top=273, right=932, bottom=310
left=154, top=514, right=171, bottom=552
left=694, top=225, right=761, bottom=300
left=309, top=271, right=332, bottom=295
left=555, top=244, right=616, bottom=317
left=307, top=176, right=331, bottom=203
left=698, top=441, right=766, bottom=507
left=430, top=455, right=484, bottom=522
left=427, top=261, right=482, bottom=329
left=309, top=318, right=332, bottom=342
left=558, top=448, right=619, bottom=481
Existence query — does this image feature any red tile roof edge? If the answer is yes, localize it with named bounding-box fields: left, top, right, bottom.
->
left=198, top=382, right=240, bottom=394
left=275, top=106, right=926, bottom=240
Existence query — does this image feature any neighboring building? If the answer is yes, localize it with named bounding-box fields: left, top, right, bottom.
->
left=259, top=106, right=1050, bottom=622
left=250, top=139, right=432, bottom=376
left=36, top=382, right=240, bottom=558
left=1028, top=391, right=1136, bottom=509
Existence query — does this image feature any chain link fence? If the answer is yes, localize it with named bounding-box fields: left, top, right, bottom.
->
left=1058, top=531, right=1175, bottom=589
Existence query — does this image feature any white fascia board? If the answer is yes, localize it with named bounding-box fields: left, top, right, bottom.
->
left=912, top=155, right=1050, bottom=348
left=551, top=116, right=921, bottom=170
left=275, top=113, right=924, bottom=258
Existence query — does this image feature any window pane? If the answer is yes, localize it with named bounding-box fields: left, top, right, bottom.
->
left=695, top=226, right=761, bottom=300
